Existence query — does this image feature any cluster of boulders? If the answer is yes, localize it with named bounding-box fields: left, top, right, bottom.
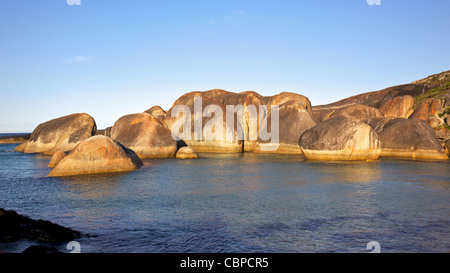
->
left=13, top=80, right=449, bottom=176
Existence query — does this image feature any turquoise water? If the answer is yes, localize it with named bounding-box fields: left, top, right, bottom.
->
left=0, top=143, right=449, bottom=253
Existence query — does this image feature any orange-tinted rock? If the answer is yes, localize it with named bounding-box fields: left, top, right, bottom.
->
left=254, top=100, right=316, bottom=154
left=409, top=98, right=442, bottom=121
left=49, top=136, right=143, bottom=177
left=369, top=118, right=448, bottom=160
left=379, top=95, right=414, bottom=118
left=111, top=113, right=177, bottom=159
left=326, top=104, right=384, bottom=121
left=299, top=116, right=381, bottom=161
left=48, top=151, right=66, bottom=168
left=176, top=146, right=199, bottom=159
left=144, top=106, right=166, bottom=124
left=15, top=113, right=96, bottom=155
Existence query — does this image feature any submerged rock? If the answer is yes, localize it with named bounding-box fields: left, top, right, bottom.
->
left=49, top=135, right=143, bottom=177
left=176, top=146, right=199, bottom=159
left=254, top=100, right=316, bottom=154
left=111, top=113, right=177, bottom=159
left=15, top=113, right=96, bottom=155
left=299, top=116, right=381, bottom=161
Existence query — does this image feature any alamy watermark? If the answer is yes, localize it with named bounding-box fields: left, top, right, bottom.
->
left=170, top=97, right=280, bottom=151
left=367, top=0, right=381, bottom=6
left=67, top=0, right=81, bottom=6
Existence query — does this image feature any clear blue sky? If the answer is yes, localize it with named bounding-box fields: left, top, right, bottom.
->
left=1, top=0, right=449, bottom=133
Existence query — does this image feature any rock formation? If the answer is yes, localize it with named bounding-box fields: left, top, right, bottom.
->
left=0, top=208, right=81, bottom=243
left=49, top=135, right=143, bottom=177
left=299, top=116, right=381, bottom=161
left=379, top=95, right=414, bottom=118
left=254, top=100, right=316, bottom=154
left=164, top=92, right=244, bottom=153
left=111, top=113, right=177, bottom=158
left=14, top=113, right=96, bottom=155
left=176, top=146, right=199, bottom=159
left=144, top=106, right=167, bottom=124
left=48, top=151, right=66, bottom=168
left=364, top=118, right=448, bottom=160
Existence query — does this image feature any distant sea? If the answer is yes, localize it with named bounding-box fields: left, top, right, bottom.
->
left=0, top=143, right=449, bottom=253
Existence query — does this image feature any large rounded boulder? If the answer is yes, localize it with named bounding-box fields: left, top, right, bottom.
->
left=110, top=113, right=177, bottom=159
left=299, top=116, right=381, bottom=161
left=367, top=118, right=448, bottom=160
left=49, top=135, right=143, bottom=177
left=254, top=100, right=316, bottom=154
left=15, top=113, right=96, bottom=155
left=164, top=92, right=244, bottom=153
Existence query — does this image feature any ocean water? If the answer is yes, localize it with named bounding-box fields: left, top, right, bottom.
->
left=0, top=143, right=449, bottom=253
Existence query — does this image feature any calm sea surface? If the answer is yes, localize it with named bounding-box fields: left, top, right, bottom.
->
left=0, top=142, right=449, bottom=253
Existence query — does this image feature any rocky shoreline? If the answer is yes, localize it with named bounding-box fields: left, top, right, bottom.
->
left=0, top=208, right=82, bottom=253
left=8, top=70, right=450, bottom=177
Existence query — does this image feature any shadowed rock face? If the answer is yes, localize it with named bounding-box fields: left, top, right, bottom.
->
left=254, top=100, right=316, bottom=154
left=111, top=113, right=177, bottom=158
left=164, top=92, right=244, bottom=153
left=15, top=113, right=96, bottom=155
left=299, top=115, right=381, bottom=161
left=379, top=95, right=414, bottom=118
left=49, top=135, right=143, bottom=177
left=365, top=118, right=448, bottom=160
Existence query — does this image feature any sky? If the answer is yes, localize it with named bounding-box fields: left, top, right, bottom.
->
left=0, top=0, right=449, bottom=133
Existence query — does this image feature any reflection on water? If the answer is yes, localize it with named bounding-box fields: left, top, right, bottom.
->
left=0, top=143, right=449, bottom=253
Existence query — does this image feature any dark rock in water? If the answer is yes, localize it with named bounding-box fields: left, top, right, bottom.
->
left=111, top=113, right=177, bottom=158
left=22, top=246, right=62, bottom=254
left=15, top=113, right=96, bottom=155
left=0, top=133, right=31, bottom=144
left=49, top=135, right=143, bottom=177
left=299, top=115, right=381, bottom=161
left=0, top=208, right=81, bottom=243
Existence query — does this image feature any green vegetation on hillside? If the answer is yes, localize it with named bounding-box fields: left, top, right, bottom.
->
left=413, top=81, right=450, bottom=109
